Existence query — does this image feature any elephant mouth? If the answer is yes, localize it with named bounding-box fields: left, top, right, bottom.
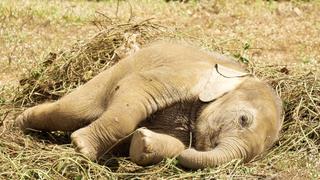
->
left=194, top=131, right=221, bottom=151
left=194, top=124, right=241, bottom=152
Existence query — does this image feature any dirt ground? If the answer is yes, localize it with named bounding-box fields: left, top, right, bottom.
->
left=0, top=0, right=319, bottom=179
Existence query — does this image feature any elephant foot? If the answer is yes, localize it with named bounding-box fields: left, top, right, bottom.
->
left=15, top=110, right=32, bottom=132
left=71, top=127, right=100, bottom=161
left=129, top=128, right=164, bottom=166
left=16, top=114, right=27, bottom=130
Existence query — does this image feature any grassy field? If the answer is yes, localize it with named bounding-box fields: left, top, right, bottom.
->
left=0, top=0, right=319, bottom=179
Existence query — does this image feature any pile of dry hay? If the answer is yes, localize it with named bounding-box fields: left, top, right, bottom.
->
left=253, top=62, right=319, bottom=156
left=1, top=17, right=319, bottom=179
left=13, top=17, right=168, bottom=106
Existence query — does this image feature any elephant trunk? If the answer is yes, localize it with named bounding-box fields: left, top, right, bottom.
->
left=178, top=138, right=248, bottom=169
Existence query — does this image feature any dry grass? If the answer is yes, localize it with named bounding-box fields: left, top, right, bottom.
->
left=0, top=0, right=319, bottom=179
left=13, top=17, right=168, bottom=106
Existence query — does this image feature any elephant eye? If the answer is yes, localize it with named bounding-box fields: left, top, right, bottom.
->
left=238, top=114, right=252, bottom=128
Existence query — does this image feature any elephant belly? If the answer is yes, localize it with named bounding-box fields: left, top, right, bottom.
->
left=139, top=102, right=198, bottom=146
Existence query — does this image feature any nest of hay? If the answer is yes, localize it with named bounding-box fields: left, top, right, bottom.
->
left=2, top=16, right=319, bottom=179
left=254, top=62, right=319, bottom=151
left=13, top=18, right=168, bottom=106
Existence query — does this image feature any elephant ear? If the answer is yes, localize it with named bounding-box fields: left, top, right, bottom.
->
left=199, top=64, right=250, bottom=102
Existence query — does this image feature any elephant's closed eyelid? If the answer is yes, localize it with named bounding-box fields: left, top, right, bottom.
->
left=239, top=115, right=251, bottom=127
left=237, top=112, right=254, bottom=128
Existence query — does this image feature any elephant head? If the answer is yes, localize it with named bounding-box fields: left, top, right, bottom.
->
left=178, top=64, right=283, bottom=169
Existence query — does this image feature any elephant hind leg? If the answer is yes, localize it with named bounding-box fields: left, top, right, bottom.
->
left=129, top=128, right=186, bottom=166
left=16, top=93, right=106, bottom=132
left=16, top=60, right=131, bottom=132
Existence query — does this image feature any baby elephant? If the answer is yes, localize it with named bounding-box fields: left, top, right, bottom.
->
left=16, top=42, right=283, bottom=169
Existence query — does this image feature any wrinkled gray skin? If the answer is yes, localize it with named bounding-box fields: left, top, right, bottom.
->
left=16, top=42, right=283, bottom=169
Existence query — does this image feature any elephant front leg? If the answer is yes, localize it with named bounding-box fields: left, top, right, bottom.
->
left=129, top=128, right=185, bottom=166
left=70, top=87, right=155, bottom=160
left=71, top=108, right=139, bottom=160
left=70, top=74, right=188, bottom=161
